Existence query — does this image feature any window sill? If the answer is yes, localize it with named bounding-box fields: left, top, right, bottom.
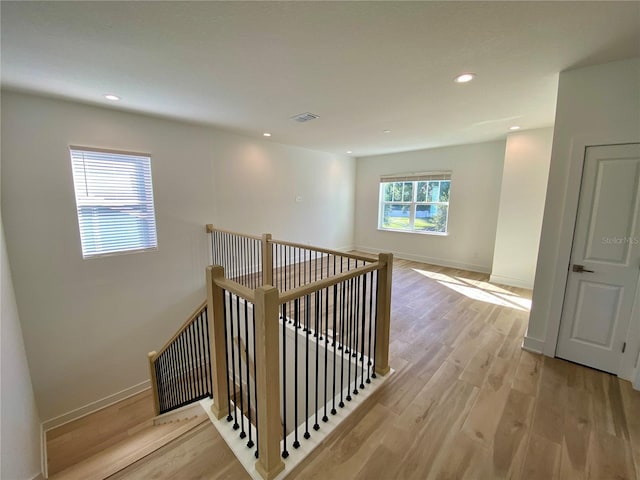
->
left=377, top=228, right=449, bottom=237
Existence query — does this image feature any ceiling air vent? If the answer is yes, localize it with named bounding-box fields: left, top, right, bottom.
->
left=290, top=112, right=320, bottom=123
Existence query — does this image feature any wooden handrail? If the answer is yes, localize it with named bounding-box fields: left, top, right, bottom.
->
left=206, top=224, right=262, bottom=241
left=270, top=238, right=376, bottom=263
left=278, top=261, right=380, bottom=304
left=213, top=276, right=256, bottom=303
left=152, top=300, right=207, bottom=360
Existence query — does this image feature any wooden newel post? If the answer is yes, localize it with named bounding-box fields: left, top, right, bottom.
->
left=207, top=265, right=230, bottom=419
left=147, top=351, right=160, bottom=416
left=375, top=253, right=393, bottom=376
left=262, top=233, right=273, bottom=287
left=254, top=285, right=285, bottom=480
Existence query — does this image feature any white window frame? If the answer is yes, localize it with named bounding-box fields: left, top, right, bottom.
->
left=69, top=146, right=158, bottom=259
left=378, top=172, right=451, bottom=235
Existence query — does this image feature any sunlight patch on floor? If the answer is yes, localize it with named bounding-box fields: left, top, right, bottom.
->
left=412, top=268, right=532, bottom=312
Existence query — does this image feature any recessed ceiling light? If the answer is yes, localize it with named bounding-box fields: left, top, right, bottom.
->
left=453, top=73, right=476, bottom=83
left=263, top=132, right=272, bottom=137
left=346, top=150, right=353, bottom=154
left=383, top=130, right=391, bottom=134
left=509, top=125, right=521, bottom=131
left=103, top=94, right=120, bottom=101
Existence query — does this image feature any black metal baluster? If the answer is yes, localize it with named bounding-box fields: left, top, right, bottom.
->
left=314, top=289, right=321, bottom=430
left=339, top=279, right=346, bottom=409
left=297, top=247, right=301, bottom=290
left=204, top=308, right=214, bottom=396
left=195, top=318, right=203, bottom=399
left=178, top=331, right=188, bottom=406
left=185, top=324, right=195, bottom=401
left=222, top=292, right=233, bottom=421
left=194, top=316, right=203, bottom=399
left=304, top=294, right=310, bottom=440
left=156, top=355, right=164, bottom=412
left=244, top=299, right=252, bottom=447
left=346, top=278, right=353, bottom=402
left=222, top=233, right=228, bottom=277
left=323, top=285, right=331, bottom=421
left=166, top=347, right=174, bottom=411
left=281, top=303, right=289, bottom=458
left=236, top=295, right=245, bottom=438
left=372, top=270, right=379, bottom=379
left=360, top=275, right=367, bottom=391
left=352, top=276, right=360, bottom=397
left=236, top=234, right=241, bottom=281
left=242, top=237, right=246, bottom=286
left=318, top=254, right=325, bottom=341
left=156, top=353, right=165, bottom=412
left=187, top=317, right=200, bottom=401
left=331, top=283, right=338, bottom=416
left=187, top=325, right=195, bottom=401
left=293, top=298, right=300, bottom=449
left=173, top=343, right=181, bottom=409
left=168, top=342, right=178, bottom=410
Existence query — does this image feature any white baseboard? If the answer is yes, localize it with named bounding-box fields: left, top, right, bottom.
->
left=354, top=244, right=490, bottom=274
left=522, top=336, right=546, bottom=354
left=489, top=274, right=533, bottom=290
left=42, top=380, right=150, bottom=432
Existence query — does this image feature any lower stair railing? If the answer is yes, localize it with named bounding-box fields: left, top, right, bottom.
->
left=148, top=301, right=213, bottom=416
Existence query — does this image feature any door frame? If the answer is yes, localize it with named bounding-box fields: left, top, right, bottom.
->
left=542, top=134, right=640, bottom=382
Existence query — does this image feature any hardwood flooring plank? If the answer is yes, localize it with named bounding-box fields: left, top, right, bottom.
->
left=511, top=350, right=542, bottom=397
left=586, top=430, right=637, bottom=480
left=490, top=388, right=535, bottom=478
left=461, top=357, right=518, bottom=448
left=520, top=432, right=562, bottom=480
left=531, top=358, right=569, bottom=444
left=559, top=363, right=592, bottom=479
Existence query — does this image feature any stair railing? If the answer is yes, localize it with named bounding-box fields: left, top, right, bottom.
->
left=148, top=300, right=213, bottom=416
left=149, top=226, right=392, bottom=479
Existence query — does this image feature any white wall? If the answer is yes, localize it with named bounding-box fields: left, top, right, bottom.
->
left=1, top=217, right=42, bottom=480
left=354, top=141, right=505, bottom=272
left=211, top=133, right=355, bottom=248
left=526, top=58, right=640, bottom=373
left=490, top=128, right=553, bottom=289
left=0, top=91, right=355, bottom=423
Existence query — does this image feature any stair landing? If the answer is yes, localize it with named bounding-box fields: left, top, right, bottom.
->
left=46, top=389, right=207, bottom=480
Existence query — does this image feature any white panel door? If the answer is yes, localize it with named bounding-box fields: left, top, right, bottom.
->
left=557, top=144, right=640, bottom=374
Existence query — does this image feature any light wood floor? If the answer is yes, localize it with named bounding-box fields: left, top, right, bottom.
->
left=112, top=258, right=639, bottom=479
left=46, top=390, right=207, bottom=480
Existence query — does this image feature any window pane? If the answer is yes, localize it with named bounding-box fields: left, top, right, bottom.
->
left=439, top=181, right=451, bottom=202
left=415, top=204, right=448, bottom=233
left=392, top=182, right=403, bottom=202
left=427, top=181, right=440, bottom=202
left=383, top=183, right=393, bottom=201
left=402, top=182, right=413, bottom=202
left=416, top=181, right=427, bottom=202
left=382, top=203, right=411, bottom=230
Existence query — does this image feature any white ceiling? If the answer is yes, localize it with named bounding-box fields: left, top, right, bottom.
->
left=1, top=1, right=639, bottom=157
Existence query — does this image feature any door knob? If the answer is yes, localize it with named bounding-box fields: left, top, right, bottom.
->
left=572, top=264, right=594, bottom=273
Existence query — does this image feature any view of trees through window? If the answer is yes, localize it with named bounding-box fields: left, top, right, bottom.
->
left=379, top=178, right=450, bottom=233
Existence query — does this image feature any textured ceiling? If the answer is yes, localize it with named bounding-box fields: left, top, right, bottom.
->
left=2, top=1, right=639, bottom=156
